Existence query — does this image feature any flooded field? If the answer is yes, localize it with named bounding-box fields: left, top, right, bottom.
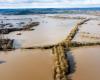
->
left=70, top=46, right=100, bottom=80
left=0, top=14, right=100, bottom=80
left=0, top=49, right=53, bottom=80
left=72, top=19, right=100, bottom=43
left=4, top=15, right=81, bottom=48
left=0, top=14, right=82, bottom=80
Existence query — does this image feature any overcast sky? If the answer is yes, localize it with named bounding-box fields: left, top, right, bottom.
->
left=0, top=0, right=100, bottom=8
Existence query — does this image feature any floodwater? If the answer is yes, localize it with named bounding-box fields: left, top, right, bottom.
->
left=70, top=46, right=100, bottom=80
left=72, top=19, right=100, bottom=43
left=79, top=20, right=100, bottom=34
left=0, top=14, right=80, bottom=80
left=0, top=49, right=53, bottom=80
left=4, top=15, right=80, bottom=48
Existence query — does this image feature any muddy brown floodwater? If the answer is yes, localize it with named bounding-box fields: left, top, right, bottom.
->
left=6, top=17, right=80, bottom=48
left=0, top=49, right=53, bottom=80
left=70, top=46, right=100, bottom=80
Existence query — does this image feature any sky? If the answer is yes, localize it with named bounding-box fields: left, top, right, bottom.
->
left=0, top=0, right=100, bottom=8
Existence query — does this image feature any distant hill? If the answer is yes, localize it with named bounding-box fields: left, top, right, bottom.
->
left=0, top=7, right=100, bottom=15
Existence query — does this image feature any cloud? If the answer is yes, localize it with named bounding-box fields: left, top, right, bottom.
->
left=0, top=0, right=100, bottom=4
left=0, top=0, right=15, bottom=2
left=0, top=0, right=100, bottom=8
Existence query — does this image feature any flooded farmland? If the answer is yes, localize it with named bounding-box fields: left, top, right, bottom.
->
left=0, top=14, right=81, bottom=80
left=70, top=46, right=100, bottom=80
left=0, top=14, right=100, bottom=80
left=5, top=15, right=80, bottom=48
left=72, top=19, right=100, bottom=43
left=0, top=49, right=53, bottom=80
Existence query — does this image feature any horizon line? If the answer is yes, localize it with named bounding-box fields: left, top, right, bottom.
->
left=0, top=7, right=100, bottom=9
